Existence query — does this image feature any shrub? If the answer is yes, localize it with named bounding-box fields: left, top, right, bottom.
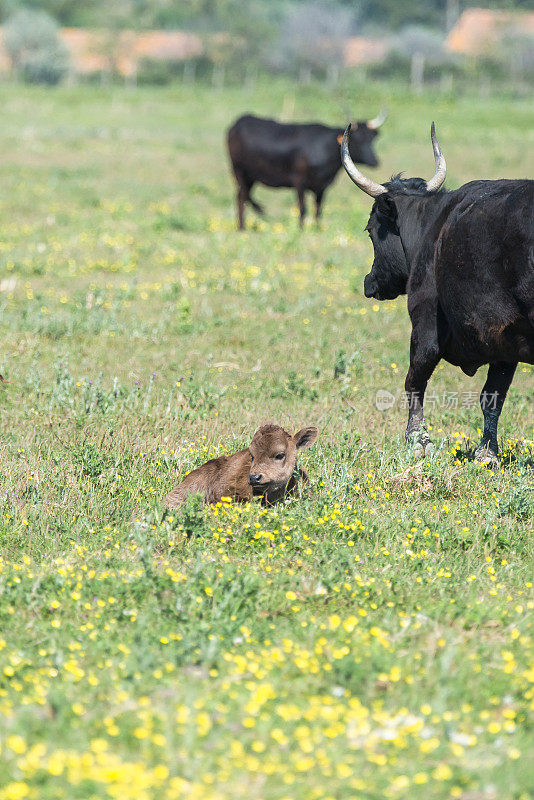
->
left=4, top=9, right=70, bottom=85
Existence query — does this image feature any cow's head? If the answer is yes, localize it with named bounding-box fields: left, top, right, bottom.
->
left=248, top=423, right=318, bottom=500
left=341, top=122, right=447, bottom=301
left=340, top=109, right=387, bottom=169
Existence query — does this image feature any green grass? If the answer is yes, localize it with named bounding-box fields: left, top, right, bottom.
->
left=0, top=79, right=532, bottom=800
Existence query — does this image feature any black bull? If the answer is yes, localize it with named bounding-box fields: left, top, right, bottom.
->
left=342, top=123, right=534, bottom=461
left=227, top=112, right=385, bottom=229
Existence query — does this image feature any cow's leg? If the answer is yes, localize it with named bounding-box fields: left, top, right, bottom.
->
left=246, top=182, right=265, bottom=216
left=237, top=186, right=247, bottom=230
left=405, top=333, right=440, bottom=458
left=296, top=185, right=307, bottom=228
left=315, top=190, right=324, bottom=223
left=234, top=169, right=252, bottom=230
left=474, top=361, right=517, bottom=462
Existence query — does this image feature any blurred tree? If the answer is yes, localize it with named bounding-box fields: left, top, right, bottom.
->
left=4, top=0, right=102, bottom=26
left=499, top=28, right=534, bottom=81
left=395, top=24, right=446, bottom=59
left=4, top=8, right=70, bottom=83
left=1, top=0, right=533, bottom=38
left=337, top=0, right=534, bottom=30
left=268, top=1, right=353, bottom=77
left=151, top=0, right=277, bottom=66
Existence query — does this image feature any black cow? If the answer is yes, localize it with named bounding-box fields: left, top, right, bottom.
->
left=227, top=111, right=386, bottom=229
left=341, top=122, right=534, bottom=461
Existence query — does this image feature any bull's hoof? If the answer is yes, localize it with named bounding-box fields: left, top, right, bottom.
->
left=413, top=439, right=435, bottom=460
left=407, top=431, right=434, bottom=460
left=474, top=442, right=498, bottom=465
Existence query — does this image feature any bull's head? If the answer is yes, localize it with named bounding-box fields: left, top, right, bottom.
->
left=342, top=122, right=447, bottom=301
left=342, top=109, right=387, bottom=169
left=248, top=423, right=318, bottom=501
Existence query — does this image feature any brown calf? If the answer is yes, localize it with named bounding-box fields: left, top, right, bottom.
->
left=164, top=423, right=318, bottom=508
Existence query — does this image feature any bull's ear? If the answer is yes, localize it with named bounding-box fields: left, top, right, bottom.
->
left=293, top=426, right=318, bottom=450
left=376, top=194, right=397, bottom=220
left=338, top=123, right=360, bottom=145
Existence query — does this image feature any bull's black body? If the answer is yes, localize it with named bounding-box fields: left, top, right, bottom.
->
left=227, top=114, right=381, bottom=229
left=363, top=176, right=534, bottom=459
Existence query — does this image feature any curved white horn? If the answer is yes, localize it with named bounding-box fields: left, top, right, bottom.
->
left=426, top=121, right=447, bottom=192
left=341, top=124, right=387, bottom=198
left=368, top=107, right=388, bottom=130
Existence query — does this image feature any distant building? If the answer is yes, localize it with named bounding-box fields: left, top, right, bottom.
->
left=133, top=31, right=203, bottom=67
left=0, top=27, right=204, bottom=78
left=60, top=28, right=120, bottom=75
left=344, top=36, right=389, bottom=67
left=446, top=8, right=534, bottom=56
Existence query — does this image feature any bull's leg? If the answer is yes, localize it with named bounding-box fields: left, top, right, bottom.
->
left=236, top=185, right=247, bottom=230
left=233, top=169, right=251, bottom=230
left=296, top=185, right=307, bottom=228
left=474, top=361, right=517, bottom=463
left=315, top=190, right=324, bottom=223
left=405, top=334, right=440, bottom=458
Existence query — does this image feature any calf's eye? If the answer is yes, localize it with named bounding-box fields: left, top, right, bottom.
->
left=274, top=453, right=285, bottom=460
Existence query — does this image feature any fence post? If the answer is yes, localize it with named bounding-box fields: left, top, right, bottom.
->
left=298, top=65, right=311, bottom=84
left=245, top=63, right=257, bottom=91
left=327, top=63, right=339, bottom=87
left=183, top=59, right=196, bottom=85
left=411, top=52, right=425, bottom=93
left=125, top=67, right=137, bottom=89
left=478, top=74, right=491, bottom=98
left=440, top=72, right=453, bottom=93
left=212, top=63, right=225, bottom=89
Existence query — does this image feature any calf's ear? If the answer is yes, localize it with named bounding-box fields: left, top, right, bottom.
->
left=293, top=426, right=319, bottom=450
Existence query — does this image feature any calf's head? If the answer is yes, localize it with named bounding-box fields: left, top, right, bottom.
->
left=248, top=424, right=318, bottom=500
left=341, top=122, right=447, bottom=301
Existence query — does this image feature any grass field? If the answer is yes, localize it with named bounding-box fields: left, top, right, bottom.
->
left=0, top=79, right=533, bottom=800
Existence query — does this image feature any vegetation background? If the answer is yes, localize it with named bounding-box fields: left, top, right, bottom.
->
left=0, top=75, right=532, bottom=799
left=0, top=0, right=532, bottom=30
left=1, top=0, right=534, bottom=89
